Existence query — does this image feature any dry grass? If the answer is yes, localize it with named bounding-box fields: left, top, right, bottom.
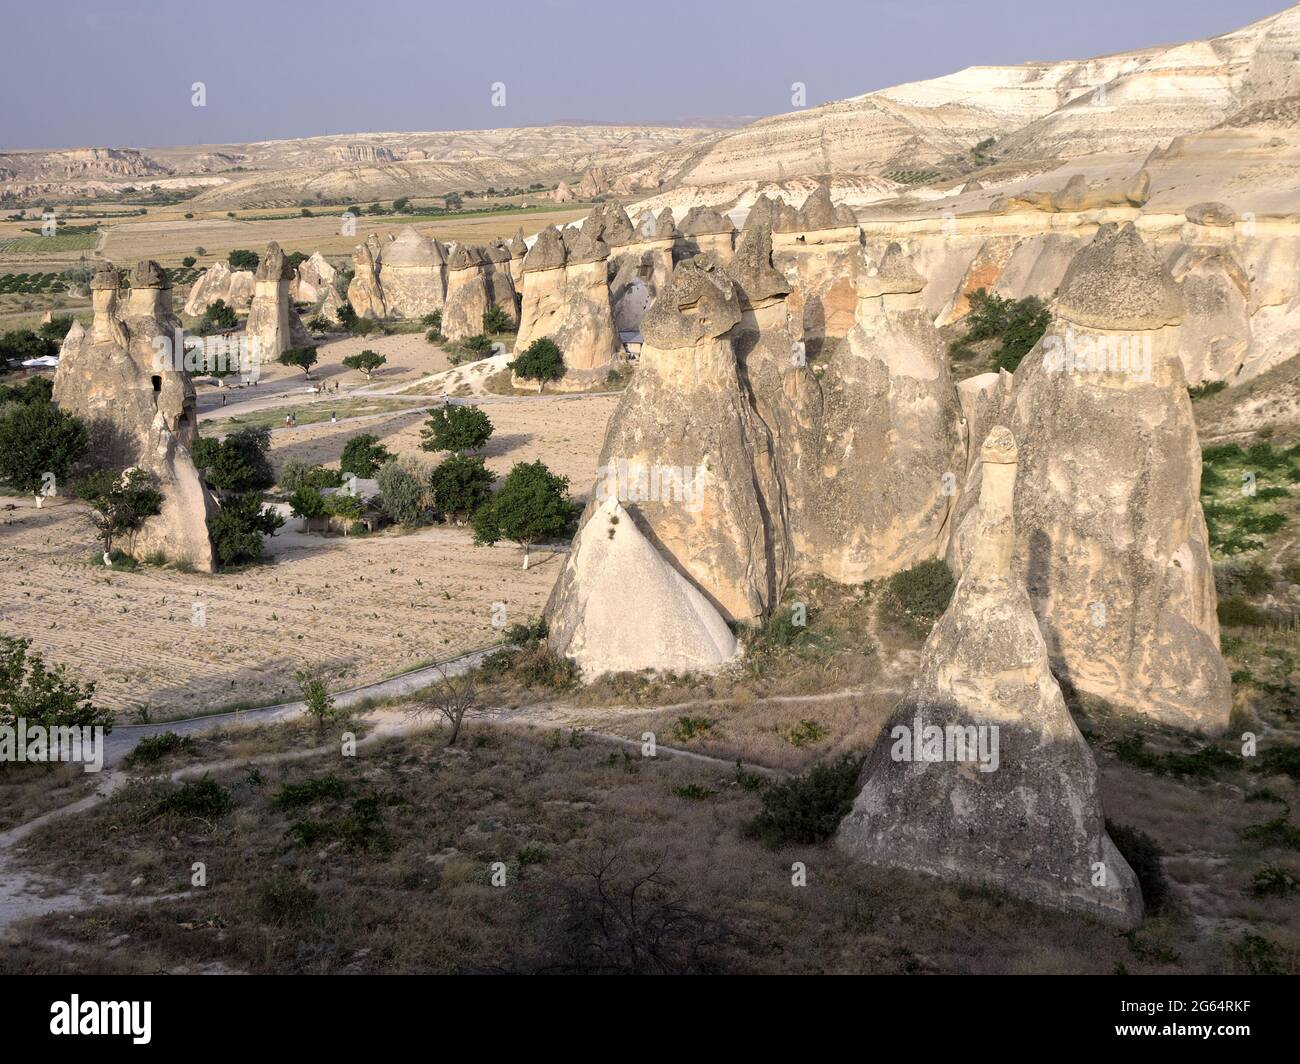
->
left=0, top=763, right=101, bottom=833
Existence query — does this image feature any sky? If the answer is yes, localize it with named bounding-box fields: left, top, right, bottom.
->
left=1, top=0, right=1291, bottom=149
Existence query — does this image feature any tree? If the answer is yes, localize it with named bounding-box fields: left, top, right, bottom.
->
left=340, top=434, right=392, bottom=478
left=0, top=375, right=54, bottom=406
left=228, top=249, right=259, bottom=271
left=509, top=337, right=566, bottom=393
left=206, top=491, right=285, bottom=566
left=0, top=329, right=58, bottom=369
left=483, top=304, right=511, bottom=334
left=295, top=667, right=337, bottom=732
left=392, top=197, right=410, bottom=213
left=198, top=298, right=238, bottom=335
left=182, top=256, right=197, bottom=268
left=429, top=455, right=494, bottom=523
left=72, top=468, right=164, bottom=559
left=336, top=302, right=358, bottom=329
left=376, top=460, right=427, bottom=525
left=408, top=663, right=478, bottom=745
left=471, top=460, right=570, bottom=569
left=443, top=192, right=463, bottom=211
left=342, top=349, right=387, bottom=381
left=420, top=403, right=493, bottom=456
left=289, top=485, right=327, bottom=521
left=278, top=346, right=318, bottom=377
left=38, top=315, right=74, bottom=342
left=0, top=399, right=89, bottom=506
left=191, top=426, right=274, bottom=494
left=0, top=635, right=112, bottom=732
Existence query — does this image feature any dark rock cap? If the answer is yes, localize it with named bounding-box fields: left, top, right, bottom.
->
left=131, top=259, right=170, bottom=289
left=256, top=241, right=292, bottom=281
left=509, top=228, right=528, bottom=257
left=1055, top=223, right=1185, bottom=330
left=858, top=242, right=925, bottom=297
left=523, top=226, right=566, bottom=271
left=90, top=261, right=121, bottom=290
left=565, top=225, right=610, bottom=265
left=727, top=224, right=789, bottom=304
left=653, top=207, right=677, bottom=239
left=743, top=194, right=781, bottom=231
left=679, top=205, right=734, bottom=236
left=641, top=255, right=742, bottom=348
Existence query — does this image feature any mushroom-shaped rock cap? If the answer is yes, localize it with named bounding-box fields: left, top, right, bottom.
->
left=981, top=424, right=1018, bottom=465
left=795, top=184, right=841, bottom=231
left=131, top=259, right=170, bottom=289
left=509, top=228, right=528, bottom=258
left=90, top=261, right=121, bottom=290
left=485, top=242, right=512, bottom=264
left=256, top=242, right=292, bottom=281
left=653, top=208, right=677, bottom=239
left=679, top=205, right=734, bottom=236
left=641, top=255, right=742, bottom=348
left=743, top=194, right=781, bottom=231
left=728, top=224, right=789, bottom=304
left=1186, top=201, right=1237, bottom=227
left=857, top=242, right=926, bottom=298
left=353, top=242, right=378, bottom=268
left=1055, top=223, right=1184, bottom=331
left=447, top=244, right=483, bottom=271
left=523, top=226, right=566, bottom=271
left=586, top=202, right=634, bottom=247
left=384, top=226, right=444, bottom=266
left=564, top=225, right=610, bottom=265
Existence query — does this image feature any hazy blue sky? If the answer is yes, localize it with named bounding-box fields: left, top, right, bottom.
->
left=2, top=0, right=1290, bottom=149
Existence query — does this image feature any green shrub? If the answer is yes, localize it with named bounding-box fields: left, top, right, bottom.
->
left=746, top=753, right=863, bottom=847
left=670, top=716, right=713, bottom=742
left=784, top=719, right=829, bottom=747
left=879, top=560, right=956, bottom=635
left=206, top=491, right=284, bottom=566
left=376, top=461, right=427, bottom=525
left=125, top=731, right=195, bottom=767
left=483, top=304, right=512, bottom=334
left=154, top=777, right=233, bottom=819
left=272, top=774, right=349, bottom=809
left=1217, top=596, right=1270, bottom=628
left=1105, top=820, right=1169, bottom=911
left=255, top=873, right=318, bottom=926
left=1251, top=865, right=1299, bottom=897
left=340, top=433, right=391, bottom=478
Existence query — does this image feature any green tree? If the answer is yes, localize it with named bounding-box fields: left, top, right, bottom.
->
left=420, top=403, right=493, bottom=456
left=340, top=434, right=392, bottom=478
left=376, top=461, right=427, bottom=525
left=38, top=315, right=75, bottom=342
left=443, top=192, right=463, bottom=211
left=295, top=667, right=337, bottom=731
left=429, top=455, right=494, bottom=523
left=228, top=249, right=259, bottom=271
left=392, top=197, right=410, bottom=213
left=471, top=460, right=570, bottom=569
left=289, top=485, right=327, bottom=520
left=336, top=302, right=358, bottom=329
left=509, top=337, right=566, bottom=393
left=278, top=346, right=318, bottom=377
left=72, top=468, right=164, bottom=558
left=0, top=329, right=58, bottom=369
left=482, top=304, right=511, bottom=334
left=206, top=492, right=285, bottom=566
left=181, top=255, right=197, bottom=267
left=0, top=635, right=112, bottom=732
left=342, top=349, right=387, bottom=381
left=0, top=399, right=89, bottom=506
left=198, top=298, right=238, bottom=335
left=191, top=427, right=274, bottom=494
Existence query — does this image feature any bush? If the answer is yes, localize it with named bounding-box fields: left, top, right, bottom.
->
left=324, top=492, right=365, bottom=521
left=154, top=777, right=234, bottom=819
left=73, top=468, right=164, bottom=557
left=198, top=299, right=237, bottom=334
left=340, top=433, right=392, bottom=478
left=421, top=311, right=443, bottom=332
left=206, top=491, right=284, bottom=566
left=1217, top=596, right=1270, bottom=628
left=483, top=304, right=512, bottom=334
left=0, top=397, right=89, bottom=500
left=1251, top=865, right=1299, bottom=898
left=1106, top=820, right=1169, bottom=912
left=125, top=731, right=195, bottom=768
left=420, top=403, right=493, bottom=455
left=0, top=635, right=110, bottom=731
left=289, top=485, right=327, bottom=520
left=295, top=668, right=337, bottom=729
left=376, top=460, right=427, bottom=525
left=509, top=336, right=565, bottom=392
left=192, top=426, right=275, bottom=494
left=430, top=455, right=495, bottom=521
left=278, top=459, right=344, bottom=493
left=955, top=289, right=1052, bottom=373
left=255, top=873, right=317, bottom=926
left=181, top=256, right=196, bottom=268
left=746, top=753, right=864, bottom=847
left=879, top=559, right=956, bottom=635
left=227, top=249, right=259, bottom=271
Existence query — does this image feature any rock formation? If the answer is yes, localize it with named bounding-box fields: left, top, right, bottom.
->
left=545, top=495, right=740, bottom=679
left=508, top=228, right=528, bottom=288
left=55, top=261, right=217, bottom=571
left=442, top=245, right=491, bottom=341
left=806, top=243, right=963, bottom=582
left=515, top=226, right=568, bottom=351
left=290, top=251, right=337, bottom=304
left=677, top=205, right=735, bottom=261
left=346, top=240, right=387, bottom=319
left=484, top=242, right=520, bottom=329
left=837, top=426, right=1144, bottom=928
left=770, top=183, right=862, bottom=341
left=245, top=242, right=313, bottom=360
left=584, top=256, right=777, bottom=621
left=376, top=226, right=445, bottom=318
left=949, top=223, right=1231, bottom=734
left=183, top=261, right=254, bottom=317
